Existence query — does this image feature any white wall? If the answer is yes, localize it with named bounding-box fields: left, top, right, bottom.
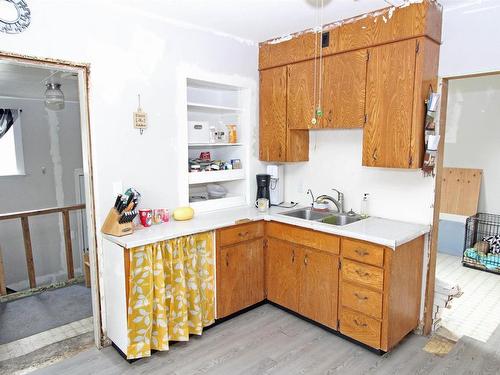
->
left=283, top=130, right=435, bottom=224
left=440, top=3, right=500, bottom=77
left=444, top=74, right=500, bottom=214
left=0, top=98, right=83, bottom=288
left=0, top=1, right=261, bottom=235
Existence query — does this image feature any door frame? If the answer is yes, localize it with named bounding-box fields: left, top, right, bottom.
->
left=0, top=51, right=103, bottom=347
left=423, top=70, right=500, bottom=335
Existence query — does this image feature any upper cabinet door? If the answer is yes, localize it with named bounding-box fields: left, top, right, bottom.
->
left=322, top=49, right=368, bottom=129
left=363, top=39, right=417, bottom=168
left=259, top=67, right=287, bottom=162
left=287, top=60, right=316, bottom=130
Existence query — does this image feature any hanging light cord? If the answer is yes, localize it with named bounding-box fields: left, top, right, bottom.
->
left=318, top=0, right=324, bottom=114
left=312, top=0, right=325, bottom=126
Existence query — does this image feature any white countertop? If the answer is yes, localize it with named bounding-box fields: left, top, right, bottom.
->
left=103, top=205, right=430, bottom=250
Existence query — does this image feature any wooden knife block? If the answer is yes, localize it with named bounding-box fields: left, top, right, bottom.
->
left=101, top=208, right=134, bottom=237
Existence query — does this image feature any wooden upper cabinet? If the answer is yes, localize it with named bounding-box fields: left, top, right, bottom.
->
left=266, top=238, right=300, bottom=312
left=363, top=39, right=417, bottom=168
left=287, top=60, right=316, bottom=130
left=259, top=66, right=309, bottom=162
left=259, top=67, right=287, bottom=162
left=298, top=248, right=339, bottom=329
left=322, top=49, right=368, bottom=129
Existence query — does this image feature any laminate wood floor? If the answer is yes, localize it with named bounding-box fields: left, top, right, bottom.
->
left=33, top=304, right=500, bottom=375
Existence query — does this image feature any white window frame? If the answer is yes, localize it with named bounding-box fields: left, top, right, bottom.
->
left=0, top=110, right=25, bottom=177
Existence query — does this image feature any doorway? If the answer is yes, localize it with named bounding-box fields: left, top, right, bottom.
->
left=431, top=72, right=500, bottom=343
left=0, top=54, right=99, bottom=372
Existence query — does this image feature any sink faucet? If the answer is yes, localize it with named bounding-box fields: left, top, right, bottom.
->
left=315, top=188, right=345, bottom=213
left=306, top=189, right=315, bottom=207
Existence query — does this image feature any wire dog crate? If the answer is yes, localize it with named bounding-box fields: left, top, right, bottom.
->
left=463, top=213, right=500, bottom=274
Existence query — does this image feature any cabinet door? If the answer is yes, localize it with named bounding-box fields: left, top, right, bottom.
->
left=363, top=39, right=417, bottom=168
left=217, top=238, right=265, bottom=318
left=322, top=49, right=368, bottom=129
left=266, top=238, right=301, bottom=312
left=299, top=248, right=339, bottom=329
left=287, top=60, right=316, bottom=130
left=259, top=67, right=287, bottom=162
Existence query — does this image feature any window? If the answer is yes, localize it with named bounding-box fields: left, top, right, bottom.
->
left=0, top=109, right=25, bottom=176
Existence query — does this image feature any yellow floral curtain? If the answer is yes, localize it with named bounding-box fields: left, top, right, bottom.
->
left=126, top=231, right=215, bottom=359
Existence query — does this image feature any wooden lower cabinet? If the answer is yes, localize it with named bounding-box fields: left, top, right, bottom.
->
left=266, top=238, right=300, bottom=312
left=339, top=236, right=425, bottom=351
left=217, top=221, right=425, bottom=352
left=216, top=224, right=265, bottom=318
left=298, top=247, right=338, bottom=329
left=266, top=223, right=340, bottom=330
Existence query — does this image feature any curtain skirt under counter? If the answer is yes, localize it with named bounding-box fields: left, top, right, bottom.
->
left=126, top=231, right=215, bottom=359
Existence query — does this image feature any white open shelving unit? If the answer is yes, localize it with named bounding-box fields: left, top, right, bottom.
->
left=180, top=77, right=251, bottom=213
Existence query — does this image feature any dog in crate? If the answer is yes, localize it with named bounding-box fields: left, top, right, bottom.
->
left=483, top=235, right=500, bottom=254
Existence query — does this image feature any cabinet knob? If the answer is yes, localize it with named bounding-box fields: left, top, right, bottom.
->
left=355, top=269, right=370, bottom=277
left=354, top=292, right=369, bottom=301
left=353, top=319, right=368, bottom=328
left=238, top=231, right=249, bottom=237
left=304, top=255, right=308, bottom=266
left=355, top=249, right=369, bottom=257
left=291, top=249, right=295, bottom=264
left=226, top=253, right=229, bottom=267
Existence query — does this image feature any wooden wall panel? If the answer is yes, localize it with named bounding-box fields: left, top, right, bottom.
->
left=440, top=168, right=483, bottom=216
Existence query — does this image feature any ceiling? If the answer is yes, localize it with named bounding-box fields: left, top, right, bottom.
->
left=112, top=0, right=498, bottom=43
left=0, top=62, right=79, bottom=102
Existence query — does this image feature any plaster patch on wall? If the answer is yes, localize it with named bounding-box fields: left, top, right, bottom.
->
left=261, top=0, right=440, bottom=45
left=110, top=2, right=256, bottom=47
left=47, top=109, right=66, bottom=275
left=445, top=90, right=464, bottom=144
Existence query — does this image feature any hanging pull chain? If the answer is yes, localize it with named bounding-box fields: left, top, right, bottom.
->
left=311, top=0, right=325, bottom=126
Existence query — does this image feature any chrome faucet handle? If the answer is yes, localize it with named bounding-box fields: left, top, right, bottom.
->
left=306, top=189, right=315, bottom=207
left=331, top=189, right=344, bottom=212
left=331, top=188, right=343, bottom=200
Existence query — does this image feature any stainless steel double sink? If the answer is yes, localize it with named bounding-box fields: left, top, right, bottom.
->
left=278, top=207, right=364, bottom=226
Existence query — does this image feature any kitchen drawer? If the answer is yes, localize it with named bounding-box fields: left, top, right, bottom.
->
left=342, top=259, right=384, bottom=291
left=342, top=238, right=384, bottom=267
left=266, top=222, right=340, bottom=255
left=218, top=222, right=264, bottom=247
left=341, top=281, right=383, bottom=319
left=340, top=308, right=381, bottom=349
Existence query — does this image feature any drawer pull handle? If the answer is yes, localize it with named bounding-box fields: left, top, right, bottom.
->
left=226, top=253, right=229, bottom=267
left=355, top=249, right=369, bottom=256
left=304, top=255, right=308, bottom=265
left=238, top=231, right=249, bottom=237
left=291, top=249, right=295, bottom=264
left=354, top=293, right=368, bottom=301
left=354, top=319, right=368, bottom=328
left=355, top=269, right=370, bottom=277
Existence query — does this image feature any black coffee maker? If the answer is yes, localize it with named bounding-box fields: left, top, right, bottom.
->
left=256, top=174, right=271, bottom=201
